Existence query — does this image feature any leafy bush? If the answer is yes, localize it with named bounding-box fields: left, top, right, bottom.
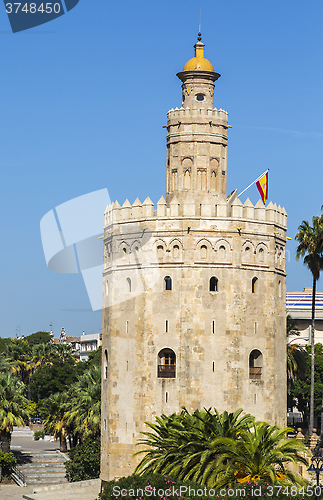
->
left=99, top=475, right=322, bottom=500
left=65, top=437, right=100, bottom=482
left=0, top=451, right=16, bottom=468
left=33, top=430, right=45, bottom=440
left=0, top=450, right=17, bottom=478
left=99, top=474, right=207, bottom=500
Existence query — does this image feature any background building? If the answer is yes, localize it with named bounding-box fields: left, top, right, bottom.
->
left=287, top=288, right=323, bottom=345
left=101, top=35, right=287, bottom=481
left=79, top=332, right=102, bottom=361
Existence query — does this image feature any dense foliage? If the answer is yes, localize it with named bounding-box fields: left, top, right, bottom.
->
left=0, top=372, right=29, bottom=453
left=65, top=437, right=100, bottom=481
left=291, top=343, right=323, bottom=427
left=295, top=212, right=323, bottom=434
left=0, top=332, right=102, bottom=459
left=99, top=474, right=317, bottom=500
left=135, top=408, right=308, bottom=488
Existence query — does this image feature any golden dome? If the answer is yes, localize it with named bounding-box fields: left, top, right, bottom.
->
left=182, top=39, right=215, bottom=73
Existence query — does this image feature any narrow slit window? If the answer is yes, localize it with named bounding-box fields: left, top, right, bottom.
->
left=126, top=320, right=129, bottom=334
left=106, top=280, right=109, bottom=296
left=165, top=392, right=169, bottom=403
left=212, top=361, right=215, bottom=372
left=254, top=322, right=257, bottom=335
left=212, top=320, right=215, bottom=334
left=126, top=277, right=132, bottom=293
left=165, top=320, right=169, bottom=333
left=104, top=350, right=108, bottom=379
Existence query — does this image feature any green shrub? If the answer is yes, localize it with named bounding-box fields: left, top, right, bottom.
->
left=65, top=437, right=100, bottom=482
left=0, top=451, right=16, bottom=468
left=33, top=430, right=45, bottom=440
left=99, top=475, right=321, bottom=500
left=0, top=450, right=17, bottom=478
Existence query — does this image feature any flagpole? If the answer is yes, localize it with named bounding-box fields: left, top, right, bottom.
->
left=238, top=169, right=269, bottom=198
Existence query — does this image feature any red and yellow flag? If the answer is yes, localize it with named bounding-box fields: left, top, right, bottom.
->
left=256, top=171, right=268, bottom=204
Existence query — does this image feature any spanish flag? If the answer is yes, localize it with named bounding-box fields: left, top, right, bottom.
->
left=256, top=170, right=268, bottom=204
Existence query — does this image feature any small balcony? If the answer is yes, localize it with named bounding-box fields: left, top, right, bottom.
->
left=158, top=365, right=176, bottom=378
left=249, top=367, right=262, bottom=380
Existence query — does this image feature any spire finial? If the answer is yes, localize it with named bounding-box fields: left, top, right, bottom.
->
left=198, top=8, right=202, bottom=41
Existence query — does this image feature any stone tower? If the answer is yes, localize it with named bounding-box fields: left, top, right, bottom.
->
left=101, top=35, right=287, bottom=482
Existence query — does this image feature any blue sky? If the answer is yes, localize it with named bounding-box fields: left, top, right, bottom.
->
left=1, top=0, right=323, bottom=338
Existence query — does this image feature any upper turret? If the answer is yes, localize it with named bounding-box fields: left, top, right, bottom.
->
left=166, top=34, right=228, bottom=206
left=176, top=32, right=220, bottom=110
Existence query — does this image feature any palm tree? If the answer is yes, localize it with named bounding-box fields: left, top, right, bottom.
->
left=135, top=409, right=308, bottom=487
left=296, top=215, right=323, bottom=434
left=0, top=372, right=29, bottom=453
left=64, top=366, right=101, bottom=441
left=31, top=343, right=55, bottom=372
left=215, top=421, right=308, bottom=488
left=135, top=408, right=254, bottom=483
left=42, top=392, right=70, bottom=452
left=5, top=339, right=33, bottom=384
left=286, top=315, right=307, bottom=389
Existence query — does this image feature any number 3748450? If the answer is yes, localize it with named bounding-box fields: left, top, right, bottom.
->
left=5, top=3, right=61, bottom=14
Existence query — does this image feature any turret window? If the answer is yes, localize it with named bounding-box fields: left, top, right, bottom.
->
left=173, top=245, right=180, bottom=259
left=196, top=94, right=205, bottom=101
left=157, top=245, right=164, bottom=259
left=200, top=245, right=207, bottom=260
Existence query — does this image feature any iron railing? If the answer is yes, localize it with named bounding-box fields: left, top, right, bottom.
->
left=158, top=365, right=176, bottom=378
left=249, top=367, right=262, bottom=380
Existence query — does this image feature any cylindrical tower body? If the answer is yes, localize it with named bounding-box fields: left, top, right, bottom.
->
left=101, top=36, right=287, bottom=482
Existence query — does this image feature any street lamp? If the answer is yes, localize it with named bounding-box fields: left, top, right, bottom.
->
left=308, top=439, right=323, bottom=500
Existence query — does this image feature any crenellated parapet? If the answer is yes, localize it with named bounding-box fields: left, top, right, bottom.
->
left=167, top=106, right=229, bottom=124
left=104, top=195, right=287, bottom=230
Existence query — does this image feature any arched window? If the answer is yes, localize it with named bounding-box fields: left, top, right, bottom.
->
left=126, top=277, right=131, bottom=292
left=252, top=277, right=258, bottom=294
left=157, top=245, right=164, bottom=259
left=209, top=276, right=218, bottom=292
left=173, top=245, right=180, bottom=259
left=104, top=349, right=108, bottom=379
left=210, top=170, right=217, bottom=191
left=158, top=348, right=176, bottom=378
left=164, top=276, right=172, bottom=291
left=278, top=280, right=282, bottom=298
left=200, top=245, right=207, bottom=260
left=249, top=350, right=263, bottom=380
left=259, top=247, right=264, bottom=263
